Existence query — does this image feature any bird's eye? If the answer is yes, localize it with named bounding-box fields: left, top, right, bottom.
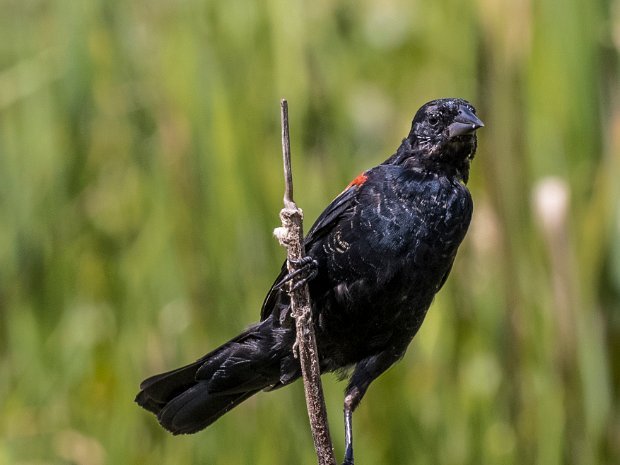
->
left=429, top=116, right=439, bottom=126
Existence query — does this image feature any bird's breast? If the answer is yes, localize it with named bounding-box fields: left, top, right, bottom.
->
left=311, top=175, right=472, bottom=365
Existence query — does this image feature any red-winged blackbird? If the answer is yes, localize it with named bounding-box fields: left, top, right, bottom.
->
left=136, top=98, right=483, bottom=464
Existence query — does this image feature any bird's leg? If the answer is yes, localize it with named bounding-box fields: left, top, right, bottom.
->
left=343, top=393, right=355, bottom=465
left=341, top=350, right=403, bottom=465
left=274, top=256, right=319, bottom=291
left=342, top=384, right=367, bottom=465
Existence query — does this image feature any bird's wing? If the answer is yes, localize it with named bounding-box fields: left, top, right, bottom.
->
left=304, top=179, right=361, bottom=245
left=260, top=176, right=365, bottom=322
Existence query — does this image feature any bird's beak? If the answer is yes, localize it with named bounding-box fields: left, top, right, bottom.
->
left=448, top=106, right=484, bottom=138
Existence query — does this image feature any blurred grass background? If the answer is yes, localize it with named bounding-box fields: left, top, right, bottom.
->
left=1, top=0, right=619, bottom=464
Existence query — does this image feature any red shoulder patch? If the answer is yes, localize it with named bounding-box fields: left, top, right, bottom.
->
left=347, top=172, right=368, bottom=189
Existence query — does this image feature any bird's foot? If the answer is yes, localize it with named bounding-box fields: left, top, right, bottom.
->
left=275, top=256, right=318, bottom=291
left=342, top=445, right=354, bottom=465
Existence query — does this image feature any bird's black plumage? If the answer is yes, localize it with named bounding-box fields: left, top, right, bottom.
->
left=136, top=98, right=483, bottom=463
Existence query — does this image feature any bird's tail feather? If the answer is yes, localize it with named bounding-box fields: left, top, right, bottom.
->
left=135, top=324, right=281, bottom=434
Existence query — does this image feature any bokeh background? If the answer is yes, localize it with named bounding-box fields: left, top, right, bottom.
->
left=1, top=0, right=619, bottom=464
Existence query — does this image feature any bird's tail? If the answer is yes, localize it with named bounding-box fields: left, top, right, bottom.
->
left=135, top=323, right=283, bottom=434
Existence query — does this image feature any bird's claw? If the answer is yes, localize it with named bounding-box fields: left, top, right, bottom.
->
left=275, top=256, right=318, bottom=291
left=287, top=256, right=315, bottom=267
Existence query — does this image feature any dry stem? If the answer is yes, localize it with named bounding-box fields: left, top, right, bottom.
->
left=274, top=99, right=336, bottom=465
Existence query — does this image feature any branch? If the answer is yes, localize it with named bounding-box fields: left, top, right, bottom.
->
left=274, top=99, right=337, bottom=465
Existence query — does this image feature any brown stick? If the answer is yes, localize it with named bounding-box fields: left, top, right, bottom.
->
left=274, top=99, right=337, bottom=465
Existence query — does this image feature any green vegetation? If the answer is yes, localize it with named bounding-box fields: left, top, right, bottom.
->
left=1, top=1, right=618, bottom=464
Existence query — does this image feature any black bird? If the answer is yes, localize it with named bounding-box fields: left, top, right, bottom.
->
left=136, top=98, right=483, bottom=464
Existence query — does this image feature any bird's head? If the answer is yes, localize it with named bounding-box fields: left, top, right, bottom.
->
left=400, top=98, right=484, bottom=181
left=410, top=98, right=483, bottom=142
